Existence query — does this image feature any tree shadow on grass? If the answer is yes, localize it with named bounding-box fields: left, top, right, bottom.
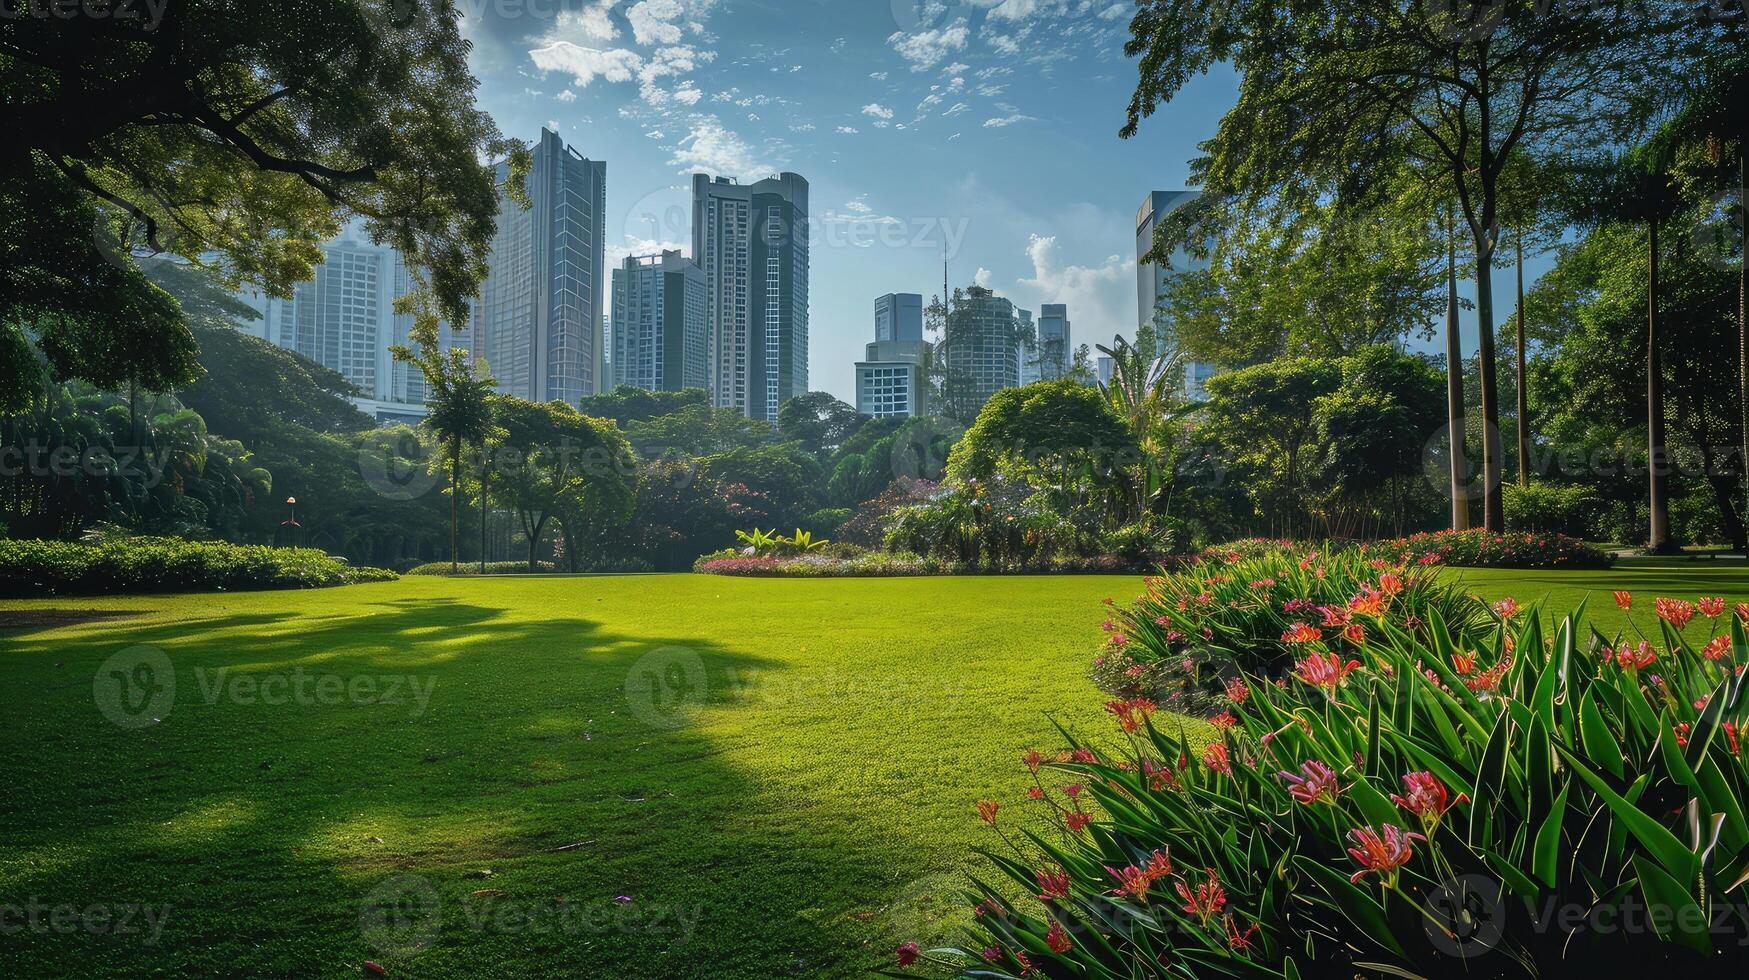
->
left=0, top=595, right=903, bottom=978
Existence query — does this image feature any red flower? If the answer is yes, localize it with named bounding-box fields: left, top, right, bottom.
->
left=1319, top=605, right=1352, bottom=628
left=1451, top=651, right=1477, bottom=676
left=1224, top=913, right=1260, bottom=952
left=1023, top=750, right=1044, bottom=773
left=1281, top=622, right=1322, bottom=644
left=1203, top=742, right=1232, bottom=775
left=1343, top=623, right=1366, bottom=646
left=1035, top=866, right=1070, bottom=901
left=896, top=941, right=920, bottom=966
left=1105, top=697, right=1157, bottom=732
left=1655, top=597, right=1696, bottom=629
left=1378, top=572, right=1405, bottom=596
left=1065, top=811, right=1092, bottom=833
left=976, top=799, right=1000, bottom=826
left=1292, top=652, right=1362, bottom=693
left=1209, top=711, right=1238, bottom=730
left=1224, top=677, right=1251, bottom=704
left=1391, top=771, right=1468, bottom=830
left=1614, top=591, right=1633, bottom=610
left=1176, top=869, right=1227, bottom=923
left=1349, top=590, right=1388, bottom=617
left=1737, top=603, right=1749, bottom=622
left=1346, top=824, right=1424, bottom=886
left=1611, top=641, right=1657, bottom=671
left=1702, top=635, right=1732, bottom=662
left=1699, top=596, right=1727, bottom=619
left=1145, top=847, right=1173, bottom=880
left=1105, top=863, right=1153, bottom=901
left=1045, top=920, right=1072, bottom=953
left=1278, top=759, right=1341, bottom=805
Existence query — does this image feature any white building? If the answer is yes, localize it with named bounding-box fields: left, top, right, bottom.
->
left=1136, top=189, right=1217, bottom=400
left=611, top=250, right=708, bottom=392
left=856, top=294, right=928, bottom=418
left=692, top=171, right=810, bottom=422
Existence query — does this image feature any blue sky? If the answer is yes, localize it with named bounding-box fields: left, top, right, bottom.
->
left=459, top=0, right=1240, bottom=402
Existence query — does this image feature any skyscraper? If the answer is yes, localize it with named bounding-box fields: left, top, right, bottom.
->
left=479, top=128, right=607, bottom=405
left=1036, top=304, right=1071, bottom=380
left=692, top=172, right=809, bottom=422
left=945, top=285, right=1020, bottom=412
left=856, top=293, right=928, bottom=418
left=1014, top=307, right=1037, bottom=384
left=1137, top=189, right=1216, bottom=400
left=874, top=292, right=923, bottom=343
left=232, top=220, right=461, bottom=423
left=611, top=250, right=708, bottom=392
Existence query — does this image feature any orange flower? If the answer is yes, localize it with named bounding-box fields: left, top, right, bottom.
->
left=976, top=799, right=1000, bottom=826
left=1281, top=622, right=1322, bottom=644
left=1348, top=590, right=1388, bottom=617
left=1451, top=651, right=1477, bottom=676
left=1343, top=623, right=1366, bottom=646
left=1105, top=697, right=1157, bottom=733
left=1203, top=742, right=1233, bottom=775
left=1378, top=572, right=1404, bottom=596
left=1292, top=652, right=1362, bottom=692
left=1613, top=590, right=1633, bottom=610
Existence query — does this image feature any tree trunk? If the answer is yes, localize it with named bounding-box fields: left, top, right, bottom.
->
left=1515, top=236, right=1530, bottom=487
left=1647, top=219, right=1674, bottom=553
left=1444, top=230, right=1471, bottom=531
left=449, top=435, right=460, bottom=573
left=478, top=457, right=488, bottom=575
left=1474, top=243, right=1505, bottom=532
left=1739, top=150, right=1747, bottom=555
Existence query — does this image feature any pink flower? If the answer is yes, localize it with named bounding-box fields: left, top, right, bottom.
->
left=1045, top=919, right=1072, bottom=953
left=1203, top=742, right=1232, bottom=775
left=1492, top=597, right=1519, bottom=619
left=1224, top=677, right=1251, bottom=704
left=1702, top=635, right=1732, bottom=662
left=1278, top=759, right=1341, bottom=805
left=1611, top=641, right=1657, bottom=671
left=1035, top=867, right=1070, bottom=901
left=1176, top=869, right=1226, bottom=923
left=896, top=941, right=920, bottom=966
left=1105, top=864, right=1153, bottom=901
left=1699, top=596, right=1727, bottom=619
left=1655, top=598, right=1696, bottom=629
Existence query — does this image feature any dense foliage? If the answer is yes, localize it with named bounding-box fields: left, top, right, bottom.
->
left=1366, top=529, right=1615, bottom=570
left=901, top=585, right=1749, bottom=977
left=1093, top=544, right=1486, bottom=711
left=0, top=537, right=393, bottom=596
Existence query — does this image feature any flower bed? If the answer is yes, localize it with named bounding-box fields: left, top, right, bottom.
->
left=898, top=592, right=1749, bottom=976
left=0, top=537, right=396, bottom=596
left=691, top=549, right=1155, bottom=577
left=1364, top=528, right=1613, bottom=569
left=1094, top=543, right=1486, bottom=712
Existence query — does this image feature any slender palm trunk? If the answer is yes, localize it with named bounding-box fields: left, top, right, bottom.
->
left=479, top=455, right=488, bottom=575
left=1739, top=151, right=1747, bottom=554
left=449, top=435, right=460, bottom=573
left=1474, top=244, right=1505, bottom=532
left=1445, top=230, right=1471, bottom=531
left=1515, top=236, right=1530, bottom=486
left=1648, top=219, right=1673, bottom=553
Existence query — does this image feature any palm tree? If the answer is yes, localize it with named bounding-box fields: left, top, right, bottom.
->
left=1095, top=335, right=1197, bottom=522
left=1442, top=217, right=1471, bottom=531
left=392, top=319, right=496, bottom=573
left=1575, top=146, right=1684, bottom=553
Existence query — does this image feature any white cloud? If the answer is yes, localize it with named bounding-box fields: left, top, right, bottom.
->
left=668, top=116, right=772, bottom=176
left=547, top=119, right=561, bottom=131
left=546, top=1, right=619, bottom=45
left=974, top=0, right=1040, bottom=20
left=973, top=267, right=994, bottom=288
left=870, top=71, right=889, bottom=80
left=1010, top=234, right=1136, bottom=343
left=843, top=197, right=874, bottom=215
left=942, top=101, right=971, bottom=116
left=988, top=34, right=1020, bottom=55
left=606, top=236, right=690, bottom=266
left=983, top=113, right=1036, bottom=127
left=529, top=43, right=642, bottom=87
left=555, top=89, right=578, bottom=103
left=836, top=125, right=859, bottom=134
left=862, top=103, right=896, bottom=120
left=1098, top=3, right=1128, bottom=20
left=888, top=21, right=969, bottom=71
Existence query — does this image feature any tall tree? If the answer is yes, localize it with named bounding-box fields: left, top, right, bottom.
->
left=491, top=397, right=632, bottom=573
left=1122, top=0, right=1679, bottom=531
left=392, top=323, right=496, bottom=572
left=1, top=0, right=527, bottom=409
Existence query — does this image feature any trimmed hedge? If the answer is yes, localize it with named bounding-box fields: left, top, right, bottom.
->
left=1364, top=528, right=1614, bottom=569
left=0, top=537, right=397, bottom=596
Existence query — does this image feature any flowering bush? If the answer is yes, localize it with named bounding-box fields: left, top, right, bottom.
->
left=1093, top=544, right=1486, bottom=712
left=692, top=548, right=1153, bottom=577
left=1365, top=528, right=1613, bottom=569
left=901, top=596, right=1749, bottom=977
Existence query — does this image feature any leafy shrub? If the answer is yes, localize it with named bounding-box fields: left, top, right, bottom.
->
left=1102, top=516, right=1186, bottom=566
left=692, top=547, right=1150, bottom=578
left=901, top=598, right=1749, bottom=977
left=406, top=560, right=559, bottom=575
left=837, top=478, right=937, bottom=547
left=1367, top=528, right=1613, bottom=569
left=884, top=477, right=1103, bottom=568
left=1504, top=481, right=1598, bottom=537
left=1094, top=544, right=1485, bottom=712
left=0, top=537, right=395, bottom=596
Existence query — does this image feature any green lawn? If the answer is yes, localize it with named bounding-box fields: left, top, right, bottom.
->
left=3, top=564, right=1746, bottom=978
left=0, top=575, right=1147, bottom=978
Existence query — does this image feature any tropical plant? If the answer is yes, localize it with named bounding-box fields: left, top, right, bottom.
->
left=899, top=596, right=1749, bottom=977
left=1365, top=529, right=1614, bottom=570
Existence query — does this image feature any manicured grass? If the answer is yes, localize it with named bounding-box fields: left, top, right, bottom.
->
left=4, top=563, right=1745, bottom=978
left=0, top=574, right=1158, bottom=978
left=1453, top=557, right=1749, bottom=637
